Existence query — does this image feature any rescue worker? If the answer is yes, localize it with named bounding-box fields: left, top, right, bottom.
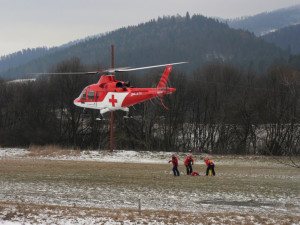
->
left=184, top=155, right=194, bottom=175
left=168, top=154, right=180, bottom=176
left=204, top=158, right=216, bottom=176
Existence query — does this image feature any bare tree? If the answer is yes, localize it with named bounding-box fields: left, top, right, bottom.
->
left=261, top=65, right=300, bottom=168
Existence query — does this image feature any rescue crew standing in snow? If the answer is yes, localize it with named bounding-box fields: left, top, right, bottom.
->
left=169, top=154, right=180, bottom=176
left=204, top=158, right=216, bottom=176
left=184, top=155, right=194, bottom=175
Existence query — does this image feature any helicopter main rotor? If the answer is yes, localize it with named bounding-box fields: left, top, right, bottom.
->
left=30, top=62, right=188, bottom=76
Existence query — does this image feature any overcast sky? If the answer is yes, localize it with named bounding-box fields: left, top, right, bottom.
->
left=1, top=0, right=300, bottom=57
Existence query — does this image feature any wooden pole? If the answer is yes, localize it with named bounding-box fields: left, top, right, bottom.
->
left=110, top=111, right=114, bottom=152
left=138, top=198, right=141, bottom=215
left=110, top=45, right=114, bottom=152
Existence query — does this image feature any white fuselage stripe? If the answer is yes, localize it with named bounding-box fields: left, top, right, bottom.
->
left=74, top=92, right=129, bottom=111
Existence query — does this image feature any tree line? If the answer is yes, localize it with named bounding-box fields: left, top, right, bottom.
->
left=0, top=47, right=53, bottom=73
left=0, top=58, right=299, bottom=160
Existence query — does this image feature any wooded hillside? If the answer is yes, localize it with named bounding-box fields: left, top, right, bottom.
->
left=262, top=24, right=300, bottom=54
left=0, top=14, right=287, bottom=80
left=227, top=5, right=300, bottom=36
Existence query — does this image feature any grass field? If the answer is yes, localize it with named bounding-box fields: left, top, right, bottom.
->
left=0, top=148, right=299, bottom=224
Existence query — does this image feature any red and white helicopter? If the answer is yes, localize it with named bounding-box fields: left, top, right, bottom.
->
left=73, top=62, right=187, bottom=119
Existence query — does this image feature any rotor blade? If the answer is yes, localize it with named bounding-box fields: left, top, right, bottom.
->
left=29, top=67, right=131, bottom=76
left=28, top=71, right=98, bottom=76
left=104, top=67, right=131, bottom=73
left=114, top=62, right=188, bottom=72
left=5, top=78, right=36, bottom=84
left=28, top=62, right=188, bottom=75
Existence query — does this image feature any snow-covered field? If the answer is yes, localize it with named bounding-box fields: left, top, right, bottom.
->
left=0, top=148, right=299, bottom=224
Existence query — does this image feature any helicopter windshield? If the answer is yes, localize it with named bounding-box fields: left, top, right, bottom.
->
left=79, top=90, right=87, bottom=100
left=88, top=90, right=95, bottom=100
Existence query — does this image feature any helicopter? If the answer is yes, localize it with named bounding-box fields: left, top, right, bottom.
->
left=72, top=62, right=187, bottom=120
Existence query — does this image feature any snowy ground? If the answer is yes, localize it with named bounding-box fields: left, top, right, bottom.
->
left=0, top=147, right=279, bottom=165
left=0, top=148, right=299, bottom=224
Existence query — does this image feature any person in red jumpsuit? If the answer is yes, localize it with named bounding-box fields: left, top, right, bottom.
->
left=204, top=158, right=215, bottom=176
left=184, top=155, right=194, bottom=175
left=169, top=154, right=180, bottom=176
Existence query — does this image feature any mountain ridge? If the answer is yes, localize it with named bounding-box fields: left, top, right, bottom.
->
left=261, top=23, right=300, bottom=54
left=226, top=4, right=300, bottom=36
left=0, top=14, right=288, bottom=79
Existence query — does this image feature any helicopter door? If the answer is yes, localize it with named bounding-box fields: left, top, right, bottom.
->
left=86, top=90, right=96, bottom=107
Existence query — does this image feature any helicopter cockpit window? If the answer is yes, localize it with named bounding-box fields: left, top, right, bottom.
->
left=116, top=82, right=123, bottom=88
left=124, top=81, right=130, bottom=87
left=88, top=90, right=95, bottom=100
left=81, top=90, right=87, bottom=100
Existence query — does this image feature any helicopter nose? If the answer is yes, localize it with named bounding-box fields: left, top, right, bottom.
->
left=74, top=98, right=81, bottom=107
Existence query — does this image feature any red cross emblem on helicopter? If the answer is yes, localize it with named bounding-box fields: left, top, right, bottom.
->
left=109, top=94, right=118, bottom=107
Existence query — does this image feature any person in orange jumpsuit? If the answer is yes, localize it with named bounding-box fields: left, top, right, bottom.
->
left=204, top=158, right=215, bottom=176
left=184, top=155, right=194, bottom=175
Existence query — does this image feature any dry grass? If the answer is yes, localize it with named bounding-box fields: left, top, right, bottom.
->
left=27, top=145, right=81, bottom=157
left=0, top=201, right=298, bottom=224
left=0, top=157, right=299, bottom=192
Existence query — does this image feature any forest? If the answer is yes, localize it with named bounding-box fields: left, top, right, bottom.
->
left=0, top=14, right=289, bottom=80
left=0, top=47, right=53, bottom=73
left=0, top=57, right=299, bottom=158
left=262, top=24, right=300, bottom=54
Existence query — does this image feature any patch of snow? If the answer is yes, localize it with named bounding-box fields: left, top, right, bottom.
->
left=0, top=221, right=26, bottom=225
left=0, top=148, right=281, bottom=167
left=260, top=28, right=278, bottom=36
left=0, top=148, right=29, bottom=157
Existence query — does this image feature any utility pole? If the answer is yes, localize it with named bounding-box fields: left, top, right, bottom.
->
left=110, top=45, right=114, bottom=152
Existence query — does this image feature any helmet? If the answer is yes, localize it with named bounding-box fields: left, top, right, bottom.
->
left=188, top=155, right=191, bottom=157
left=172, top=154, right=175, bottom=158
